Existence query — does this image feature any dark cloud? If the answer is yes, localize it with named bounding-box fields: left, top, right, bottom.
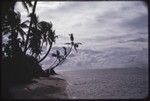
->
left=84, top=32, right=146, bottom=42
left=122, top=14, right=148, bottom=30
left=121, top=1, right=147, bottom=11
left=126, top=38, right=147, bottom=43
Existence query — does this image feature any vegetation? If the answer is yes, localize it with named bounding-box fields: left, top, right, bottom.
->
left=1, top=0, right=81, bottom=98
left=46, top=33, right=82, bottom=75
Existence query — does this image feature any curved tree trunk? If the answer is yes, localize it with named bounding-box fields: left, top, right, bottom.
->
left=44, top=45, right=73, bottom=75
left=38, top=42, right=52, bottom=63
left=57, top=46, right=73, bottom=66
left=51, top=46, right=72, bottom=69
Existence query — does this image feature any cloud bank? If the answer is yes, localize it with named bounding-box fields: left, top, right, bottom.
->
left=15, top=1, right=148, bottom=71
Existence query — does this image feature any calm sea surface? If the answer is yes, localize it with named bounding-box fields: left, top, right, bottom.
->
left=57, top=67, right=148, bottom=99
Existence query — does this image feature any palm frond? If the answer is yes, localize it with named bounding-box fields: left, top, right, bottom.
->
left=21, top=0, right=33, bottom=13
left=20, top=23, right=28, bottom=28
left=62, top=47, right=67, bottom=55
left=18, top=27, right=26, bottom=41
left=52, top=53, right=57, bottom=57
left=25, top=0, right=32, bottom=7
left=22, top=2, right=29, bottom=13
left=69, top=33, right=74, bottom=42
left=56, top=50, right=60, bottom=56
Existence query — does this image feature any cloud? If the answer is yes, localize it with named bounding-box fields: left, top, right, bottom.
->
left=128, top=38, right=147, bottom=42
left=15, top=1, right=148, bottom=38
left=42, top=47, right=148, bottom=71
left=121, top=14, right=148, bottom=30
left=14, top=1, right=148, bottom=70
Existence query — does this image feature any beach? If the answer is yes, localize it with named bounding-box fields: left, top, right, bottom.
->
left=9, top=75, right=68, bottom=99
left=2, top=0, right=148, bottom=100
left=9, top=67, right=148, bottom=99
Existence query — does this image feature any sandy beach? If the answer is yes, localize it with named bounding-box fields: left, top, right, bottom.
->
left=9, top=67, right=148, bottom=99
left=2, top=0, right=148, bottom=100
left=10, top=75, right=68, bottom=99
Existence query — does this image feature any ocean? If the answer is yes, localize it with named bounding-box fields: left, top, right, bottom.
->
left=57, top=67, right=148, bottom=99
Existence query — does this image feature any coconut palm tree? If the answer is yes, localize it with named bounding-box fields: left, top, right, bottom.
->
left=24, top=0, right=38, bottom=54
left=27, top=20, right=57, bottom=61
left=45, top=34, right=82, bottom=75
left=2, top=10, right=28, bottom=58
left=1, top=0, right=34, bottom=58
left=37, top=21, right=58, bottom=63
left=2, top=0, right=82, bottom=78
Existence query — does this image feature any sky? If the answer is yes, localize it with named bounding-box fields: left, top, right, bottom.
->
left=15, top=1, right=148, bottom=71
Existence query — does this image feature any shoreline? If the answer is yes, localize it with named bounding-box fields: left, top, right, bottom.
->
left=8, top=67, right=148, bottom=99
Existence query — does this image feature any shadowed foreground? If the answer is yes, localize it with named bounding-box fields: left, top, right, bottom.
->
left=8, top=67, right=148, bottom=99
left=9, top=76, right=68, bottom=99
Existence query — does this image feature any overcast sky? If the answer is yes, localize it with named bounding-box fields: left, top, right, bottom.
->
left=15, top=1, right=148, bottom=49
left=15, top=1, right=148, bottom=70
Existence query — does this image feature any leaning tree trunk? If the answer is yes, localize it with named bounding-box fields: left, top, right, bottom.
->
left=38, top=42, right=52, bottom=63
left=45, top=45, right=73, bottom=75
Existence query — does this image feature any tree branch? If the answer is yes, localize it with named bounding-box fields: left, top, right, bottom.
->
left=38, top=42, right=52, bottom=63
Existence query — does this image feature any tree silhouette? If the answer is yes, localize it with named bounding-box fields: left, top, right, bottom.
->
left=2, top=1, right=56, bottom=62
left=2, top=1, right=82, bottom=98
left=2, top=0, right=82, bottom=83
left=24, top=0, right=37, bottom=54
left=45, top=34, right=82, bottom=75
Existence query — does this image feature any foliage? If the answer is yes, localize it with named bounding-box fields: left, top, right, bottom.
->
left=1, top=1, right=82, bottom=98
left=45, top=34, right=82, bottom=75
left=1, top=0, right=81, bottom=84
